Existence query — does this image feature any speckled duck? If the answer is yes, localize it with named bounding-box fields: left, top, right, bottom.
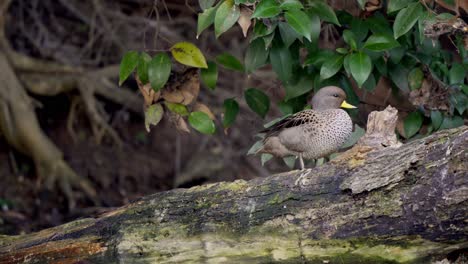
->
left=257, top=86, right=356, bottom=169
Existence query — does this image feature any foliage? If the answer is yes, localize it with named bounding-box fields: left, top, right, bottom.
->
left=120, top=0, right=467, bottom=143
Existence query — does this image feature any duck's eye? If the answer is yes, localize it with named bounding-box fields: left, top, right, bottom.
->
left=332, top=94, right=339, bottom=98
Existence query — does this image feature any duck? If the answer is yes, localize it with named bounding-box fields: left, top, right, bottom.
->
left=257, top=86, right=357, bottom=170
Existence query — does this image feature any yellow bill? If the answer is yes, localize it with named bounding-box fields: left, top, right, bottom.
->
left=340, top=100, right=357, bottom=109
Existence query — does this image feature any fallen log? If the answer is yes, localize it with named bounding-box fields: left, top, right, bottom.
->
left=0, top=107, right=467, bottom=263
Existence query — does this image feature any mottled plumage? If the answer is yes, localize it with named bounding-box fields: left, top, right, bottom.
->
left=257, top=86, right=356, bottom=169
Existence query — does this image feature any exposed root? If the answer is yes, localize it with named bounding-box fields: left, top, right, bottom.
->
left=78, top=78, right=123, bottom=147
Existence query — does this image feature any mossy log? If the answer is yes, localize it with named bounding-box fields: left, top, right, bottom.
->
left=0, top=118, right=467, bottom=263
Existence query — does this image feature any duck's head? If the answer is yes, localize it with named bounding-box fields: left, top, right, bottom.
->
left=311, top=86, right=357, bottom=111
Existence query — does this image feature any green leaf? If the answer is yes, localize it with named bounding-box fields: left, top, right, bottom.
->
left=366, top=13, right=393, bottom=36
left=280, top=0, right=304, bottom=10
left=199, top=0, right=216, bottom=10
left=307, top=1, right=340, bottom=26
left=320, top=54, right=344, bottom=80
left=223, top=98, right=239, bottom=128
left=245, top=88, right=270, bottom=118
left=408, top=67, right=424, bottom=90
left=362, top=72, right=376, bottom=91
left=165, top=102, right=189, bottom=116
left=440, top=115, right=463, bottom=130
left=363, top=34, right=400, bottom=51
left=278, top=22, right=301, bottom=48
left=252, top=0, right=281, bottom=18
left=119, top=51, right=139, bottom=86
left=270, top=40, right=293, bottom=81
left=245, top=38, right=269, bottom=73
left=216, top=52, right=244, bottom=71
left=262, top=154, right=274, bottom=166
left=144, top=103, right=164, bottom=132
left=148, top=53, right=172, bottom=92
left=450, top=92, right=468, bottom=115
left=283, top=156, right=296, bottom=169
left=251, top=21, right=277, bottom=41
left=389, top=63, right=409, bottom=91
left=189, top=111, right=216, bottom=134
left=284, top=73, right=314, bottom=100
left=343, top=30, right=357, bottom=50
left=214, top=0, right=240, bottom=38
left=374, top=57, right=387, bottom=76
left=309, top=12, right=321, bottom=44
left=403, top=111, right=423, bottom=138
left=462, top=84, right=468, bottom=95
left=387, top=0, right=414, bottom=13
left=349, top=52, right=372, bottom=88
left=393, top=2, right=423, bottom=39
left=285, top=9, right=312, bottom=41
left=137, top=52, right=152, bottom=84
left=304, top=50, right=334, bottom=67
left=197, top=5, right=219, bottom=37
left=449, top=63, right=466, bottom=84
left=171, top=42, right=208, bottom=68
left=263, top=32, right=276, bottom=49
left=351, top=18, right=369, bottom=43
left=201, top=61, right=218, bottom=90
left=247, top=140, right=264, bottom=155
left=430, top=110, right=443, bottom=130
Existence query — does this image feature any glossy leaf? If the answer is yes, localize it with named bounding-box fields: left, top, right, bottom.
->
left=199, top=0, right=216, bottom=10
left=351, top=18, right=369, bottom=43
left=343, top=30, right=357, bottom=50
left=245, top=88, right=270, bottom=118
left=440, top=115, right=463, bottom=130
left=408, top=67, right=424, bottom=90
left=307, top=1, right=340, bottom=26
left=449, top=63, right=466, bottom=84
left=251, top=0, right=281, bottom=18
left=278, top=22, right=301, bottom=48
left=189, top=111, right=216, bottom=134
left=165, top=102, right=189, bottom=116
left=320, top=54, right=344, bottom=80
left=223, top=98, right=239, bottom=128
left=119, top=51, right=139, bottom=86
left=363, top=34, right=400, bottom=51
left=284, top=74, right=314, bottom=100
left=393, top=2, right=423, bottom=39
left=245, top=38, right=269, bottom=73
left=148, top=53, right=171, bottom=92
left=387, top=0, right=413, bottom=13
left=144, top=103, right=164, bottom=132
left=137, top=52, right=152, bottom=84
left=403, top=111, right=423, bottom=138
left=197, top=5, right=219, bottom=37
left=201, top=61, right=218, bottom=90
left=349, top=51, right=372, bottom=88
left=216, top=53, right=244, bottom=71
left=214, top=0, right=240, bottom=38
left=270, top=40, right=293, bottom=81
left=280, top=0, right=304, bottom=10
left=285, top=9, right=312, bottom=41
left=430, top=110, right=443, bottom=130
left=171, top=42, right=208, bottom=68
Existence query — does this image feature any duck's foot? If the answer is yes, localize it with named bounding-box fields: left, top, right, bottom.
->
left=294, top=168, right=313, bottom=186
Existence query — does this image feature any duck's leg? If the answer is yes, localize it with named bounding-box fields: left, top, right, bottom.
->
left=295, top=154, right=312, bottom=186
left=298, top=153, right=305, bottom=170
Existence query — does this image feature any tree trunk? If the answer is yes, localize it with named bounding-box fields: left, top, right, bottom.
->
left=0, top=106, right=467, bottom=263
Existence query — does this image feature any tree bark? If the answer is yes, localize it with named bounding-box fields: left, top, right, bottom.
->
left=0, top=115, right=467, bottom=263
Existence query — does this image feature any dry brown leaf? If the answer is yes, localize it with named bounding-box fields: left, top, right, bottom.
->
left=238, top=7, right=252, bottom=37
left=136, top=76, right=160, bottom=107
left=168, top=112, right=190, bottom=133
left=193, top=102, right=216, bottom=120
left=161, top=69, right=200, bottom=105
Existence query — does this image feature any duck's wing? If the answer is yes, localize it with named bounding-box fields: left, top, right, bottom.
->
left=260, top=110, right=318, bottom=137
